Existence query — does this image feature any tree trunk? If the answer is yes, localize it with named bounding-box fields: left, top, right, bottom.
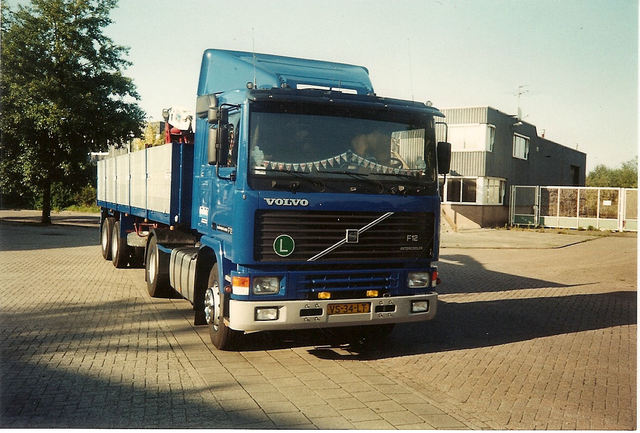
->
left=41, top=177, right=52, bottom=224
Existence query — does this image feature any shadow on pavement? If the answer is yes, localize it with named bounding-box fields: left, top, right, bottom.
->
left=0, top=221, right=98, bottom=251
left=228, top=289, right=636, bottom=356
left=0, top=359, right=256, bottom=428
left=0, top=298, right=268, bottom=428
left=0, top=214, right=99, bottom=227
left=307, top=290, right=636, bottom=360
left=437, top=253, right=584, bottom=294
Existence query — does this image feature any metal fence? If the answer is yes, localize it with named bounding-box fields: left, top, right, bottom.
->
left=510, top=186, right=638, bottom=232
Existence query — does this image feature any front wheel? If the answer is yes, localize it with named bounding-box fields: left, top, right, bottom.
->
left=205, top=265, right=241, bottom=350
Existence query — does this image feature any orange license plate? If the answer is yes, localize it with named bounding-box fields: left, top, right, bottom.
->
left=327, top=303, right=371, bottom=315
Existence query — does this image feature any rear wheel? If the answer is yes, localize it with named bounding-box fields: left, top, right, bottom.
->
left=145, top=235, right=171, bottom=297
left=100, top=217, right=114, bottom=260
left=205, top=265, right=241, bottom=350
left=111, top=221, right=130, bottom=268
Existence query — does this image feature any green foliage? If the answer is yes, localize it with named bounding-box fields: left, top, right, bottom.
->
left=27, top=183, right=95, bottom=211
left=0, top=0, right=145, bottom=222
left=131, top=122, right=165, bottom=151
left=586, top=157, right=638, bottom=188
left=73, top=185, right=97, bottom=207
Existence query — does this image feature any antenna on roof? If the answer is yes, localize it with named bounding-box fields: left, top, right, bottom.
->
left=407, top=38, right=414, bottom=101
left=514, top=85, right=528, bottom=120
left=252, top=27, right=257, bottom=87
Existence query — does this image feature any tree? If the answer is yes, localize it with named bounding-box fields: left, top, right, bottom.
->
left=0, top=0, right=145, bottom=223
left=586, top=157, right=638, bottom=188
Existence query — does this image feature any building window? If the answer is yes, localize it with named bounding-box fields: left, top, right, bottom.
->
left=482, top=177, right=506, bottom=205
left=447, top=178, right=461, bottom=202
left=462, top=179, right=476, bottom=202
left=440, top=176, right=506, bottom=205
left=443, top=176, right=478, bottom=203
left=512, top=134, right=529, bottom=160
left=487, top=125, right=495, bottom=152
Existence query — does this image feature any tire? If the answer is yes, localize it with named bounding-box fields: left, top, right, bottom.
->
left=204, top=265, right=241, bottom=350
left=145, top=235, right=171, bottom=297
left=101, top=217, right=114, bottom=260
left=111, top=220, right=130, bottom=268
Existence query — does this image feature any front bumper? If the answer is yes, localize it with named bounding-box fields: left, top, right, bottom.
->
left=228, top=292, right=437, bottom=332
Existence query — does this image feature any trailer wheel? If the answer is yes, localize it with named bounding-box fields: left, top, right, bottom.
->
left=205, top=265, right=241, bottom=350
left=101, top=217, right=114, bottom=260
left=111, top=221, right=130, bottom=268
left=145, top=235, right=171, bottom=297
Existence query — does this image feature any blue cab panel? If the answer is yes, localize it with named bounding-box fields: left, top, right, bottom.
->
left=197, top=49, right=374, bottom=96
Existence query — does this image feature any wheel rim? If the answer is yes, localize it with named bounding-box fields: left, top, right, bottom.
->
left=204, top=288, right=214, bottom=325
left=111, top=225, right=118, bottom=259
left=148, top=247, right=157, bottom=283
left=101, top=223, right=108, bottom=251
left=204, top=283, right=221, bottom=331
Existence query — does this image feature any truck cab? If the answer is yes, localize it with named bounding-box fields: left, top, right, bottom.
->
left=97, top=49, right=450, bottom=350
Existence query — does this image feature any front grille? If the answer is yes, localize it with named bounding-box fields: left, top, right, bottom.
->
left=299, top=269, right=398, bottom=299
left=254, top=210, right=434, bottom=262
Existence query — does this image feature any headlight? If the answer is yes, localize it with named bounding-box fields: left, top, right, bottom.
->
left=407, top=272, right=430, bottom=288
left=411, top=300, right=429, bottom=313
left=252, top=276, right=281, bottom=295
left=255, top=307, right=279, bottom=321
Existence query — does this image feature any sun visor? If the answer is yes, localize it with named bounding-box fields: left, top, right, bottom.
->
left=197, top=49, right=374, bottom=96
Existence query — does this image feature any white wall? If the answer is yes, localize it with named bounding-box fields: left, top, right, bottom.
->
left=448, top=124, right=492, bottom=152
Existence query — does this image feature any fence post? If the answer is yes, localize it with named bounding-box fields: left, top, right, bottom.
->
left=556, top=188, right=561, bottom=227
left=535, top=186, right=540, bottom=227
left=509, top=185, right=515, bottom=226
left=618, top=188, right=624, bottom=232
left=576, top=188, right=580, bottom=229
left=596, top=189, right=601, bottom=230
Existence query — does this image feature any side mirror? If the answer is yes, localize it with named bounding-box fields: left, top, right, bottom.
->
left=196, top=94, right=218, bottom=119
left=437, top=142, right=451, bottom=174
left=208, top=124, right=230, bottom=166
left=207, top=127, right=217, bottom=165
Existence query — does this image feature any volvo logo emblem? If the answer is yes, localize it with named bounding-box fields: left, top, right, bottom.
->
left=264, top=198, right=309, bottom=206
left=345, top=229, right=359, bottom=243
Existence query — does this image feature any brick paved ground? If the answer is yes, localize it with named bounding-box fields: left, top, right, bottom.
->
left=0, top=221, right=635, bottom=429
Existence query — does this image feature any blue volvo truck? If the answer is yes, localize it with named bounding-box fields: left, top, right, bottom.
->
left=97, top=49, right=451, bottom=350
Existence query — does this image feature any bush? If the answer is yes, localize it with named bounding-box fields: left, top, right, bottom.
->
left=74, top=185, right=96, bottom=207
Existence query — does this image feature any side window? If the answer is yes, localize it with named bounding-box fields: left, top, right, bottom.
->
left=487, top=125, right=495, bottom=152
left=512, top=134, right=529, bottom=160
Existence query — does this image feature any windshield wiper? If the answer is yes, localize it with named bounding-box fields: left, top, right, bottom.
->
left=257, top=168, right=326, bottom=192
left=316, top=170, right=384, bottom=193
left=372, top=171, right=421, bottom=179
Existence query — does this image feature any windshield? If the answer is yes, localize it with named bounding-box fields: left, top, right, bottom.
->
left=248, top=102, right=437, bottom=195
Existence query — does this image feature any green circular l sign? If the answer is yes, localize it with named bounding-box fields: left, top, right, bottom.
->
left=273, top=234, right=295, bottom=257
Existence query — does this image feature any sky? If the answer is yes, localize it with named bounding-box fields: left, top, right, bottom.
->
left=74, top=0, right=640, bottom=171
